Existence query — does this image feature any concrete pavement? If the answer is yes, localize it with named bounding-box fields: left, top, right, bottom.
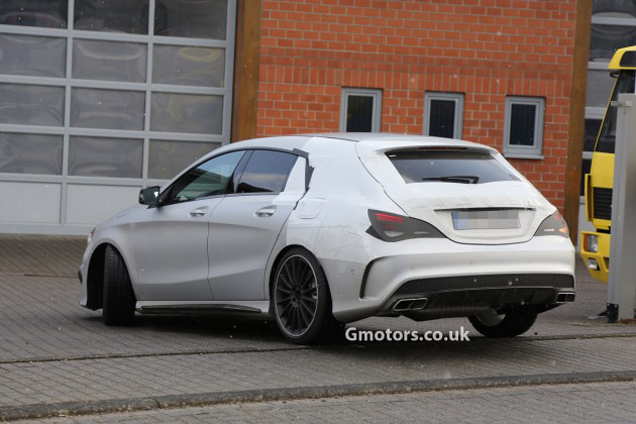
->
left=0, top=235, right=635, bottom=422
left=21, top=380, right=636, bottom=423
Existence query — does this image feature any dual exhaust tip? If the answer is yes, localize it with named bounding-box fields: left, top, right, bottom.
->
left=393, top=297, right=428, bottom=312
left=555, top=292, right=576, bottom=303
left=393, top=292, right=574, bottom=311
left=393, top=292, right=575, bottom=311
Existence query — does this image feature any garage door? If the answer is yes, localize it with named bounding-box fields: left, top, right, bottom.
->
left=0, top=0, right=236, bottom=234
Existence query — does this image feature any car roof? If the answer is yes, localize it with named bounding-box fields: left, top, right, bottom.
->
left=306, top=133, right=446, bottom=142
left=165, top=133, right=497, bottom=189
left=231, top=133, right=486, bottom=147
left=304, top=133, right=485, bottom=148
left=211, top=133, right=493, bottom=161
left=226, top=135, right=311, bottom=151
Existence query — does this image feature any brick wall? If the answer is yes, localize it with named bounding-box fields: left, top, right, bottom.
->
left=256, top=0, right=577, bottom=209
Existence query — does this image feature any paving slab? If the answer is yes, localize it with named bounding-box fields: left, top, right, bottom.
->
left=0, top=235, right=635, bottom=421
left=20, top=380, right=636, bottom=424
left=1, top=236, right=634, bottom=364
left=0, top=235, right=85, bottom=279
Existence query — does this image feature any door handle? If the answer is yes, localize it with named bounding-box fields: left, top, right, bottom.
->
left=255, top=206, right=276, bottom=217
left=189, top=206, right=208, bottom=217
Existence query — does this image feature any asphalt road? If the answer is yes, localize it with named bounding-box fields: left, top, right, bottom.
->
left=1, top=235, right=635, bottom=422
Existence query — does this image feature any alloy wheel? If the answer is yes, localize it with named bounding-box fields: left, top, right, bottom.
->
left=274, top=254, right=319, bottom=337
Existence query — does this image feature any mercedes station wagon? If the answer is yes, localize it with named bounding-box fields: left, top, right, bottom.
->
left=79, top=133, right=576, bottom=344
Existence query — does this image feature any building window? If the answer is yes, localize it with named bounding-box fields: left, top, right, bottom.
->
left=503, top=96, right=545, bottom=159
left=340, top=88, right=382, bottom=132
left=423, top=92, right=464, bottom=139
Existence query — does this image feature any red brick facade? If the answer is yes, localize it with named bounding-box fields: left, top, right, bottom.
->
left=255, top=0, right=577, bottom=210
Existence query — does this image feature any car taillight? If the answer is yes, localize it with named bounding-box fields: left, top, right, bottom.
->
left=367, top=210, right=445, bottom=242
left=534, top=211, right=569, bottom=238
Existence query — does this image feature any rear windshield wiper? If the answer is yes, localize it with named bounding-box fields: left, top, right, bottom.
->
left=421, top=175, right=480, bottom=184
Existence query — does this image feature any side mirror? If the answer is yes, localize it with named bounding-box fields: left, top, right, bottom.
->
left=139, top=186, right=161, bottom=206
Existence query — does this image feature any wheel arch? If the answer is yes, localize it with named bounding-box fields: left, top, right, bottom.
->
left=85, top=243, right=108, bottom=310
left=85, top=242, right=136, bottom=310
left=267, top=244, right=334, bottom=307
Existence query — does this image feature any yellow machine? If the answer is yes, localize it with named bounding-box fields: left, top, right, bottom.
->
left=581, top=45, right=636, bottom=283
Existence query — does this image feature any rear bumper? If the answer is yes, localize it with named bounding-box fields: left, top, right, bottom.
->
left=376, top=274, right=575, bottom=321
left=322, top=235, right=575, bottom=322
left=580, top=231, right=610, bottom=283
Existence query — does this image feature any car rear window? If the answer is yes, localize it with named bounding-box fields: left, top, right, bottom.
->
left=386, top=149, right=520, bottom=184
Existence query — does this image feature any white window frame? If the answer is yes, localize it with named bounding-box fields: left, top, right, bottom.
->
left=503, top=96, right=545, bottom=159
left=423, top=92, right=464, bottom=139
left=339, top=88, right=382, bottom=132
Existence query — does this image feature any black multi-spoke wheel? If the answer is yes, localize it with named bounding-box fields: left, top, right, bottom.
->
left=272, top=248, right=342, bottom=344
left=275, top=254, right=318, bottom=336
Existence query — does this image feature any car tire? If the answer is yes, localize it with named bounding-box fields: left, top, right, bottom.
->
left=103, top=245, right=136, bottom=326
left=468, top=307, right=537, bottom=338
left=272, top=248, right=343, bottom=345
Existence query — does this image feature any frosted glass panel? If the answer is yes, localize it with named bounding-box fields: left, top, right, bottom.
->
left=149, top=140, right=219, bottom=179
left=0, top=133, right=63, bottom=175
left=590, top=24, right=636, bottom=62
left=0, top=0, right=68, bottom=29
left=0, top=34, right=66, bottom=77
left=74, top=0, right=149, bottom=34
left=155, top=0, right=227, bottom=40
left=0, top=84, right=64, bottom=126
left=151, top=93, right=222, bottom=134
left=69, top=137, right=143, bottom=178
left=71, top=88, right=145, bottom=130
left=73, top=40, right=146, bottom=83
left=153, top=46, right=224, bottom=87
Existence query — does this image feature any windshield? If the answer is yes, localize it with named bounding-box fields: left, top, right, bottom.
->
left=386, top=149, right=520, bottom=184
left=596, top=70, right=636, bottom=154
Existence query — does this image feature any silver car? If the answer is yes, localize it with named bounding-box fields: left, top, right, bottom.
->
left=79, top=133, right=576, bottom=344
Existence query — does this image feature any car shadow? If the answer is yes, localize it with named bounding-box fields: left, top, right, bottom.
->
left=81, top=312, right=285, bottom=343
left=86, top=313, right=548, bottom=355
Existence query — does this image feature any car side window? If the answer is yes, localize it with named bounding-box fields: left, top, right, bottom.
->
left=164, top=150, right=244, bottom=204
left=235, top=150, right=298, bottom=194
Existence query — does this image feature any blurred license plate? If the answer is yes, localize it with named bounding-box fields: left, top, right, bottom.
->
left=452, top=209, right=520, bottom=230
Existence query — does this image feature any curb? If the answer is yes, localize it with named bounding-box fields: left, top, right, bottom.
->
left=3, top=332, right=636, bottom=366
left=2, top=370, right=636, bottom=421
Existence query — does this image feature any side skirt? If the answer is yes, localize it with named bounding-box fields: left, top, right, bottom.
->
left=136, top=300, right=271, bottom=317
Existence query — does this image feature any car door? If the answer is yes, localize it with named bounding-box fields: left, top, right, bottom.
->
left=132, top=150, right=245, bottom=301
left=207, top=149, right=306, bottom=300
